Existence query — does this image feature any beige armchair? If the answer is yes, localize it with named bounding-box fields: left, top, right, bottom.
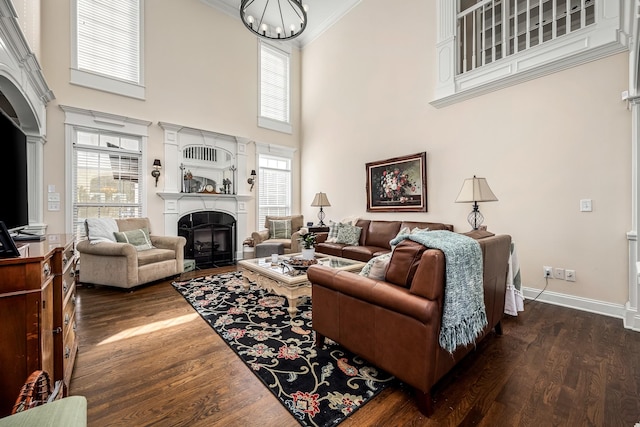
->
left=251, top=215, right=304, bottom=254
left=76, top=218, right=186, bottom=289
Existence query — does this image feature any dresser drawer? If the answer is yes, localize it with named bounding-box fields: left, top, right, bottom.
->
left=60, top=245, right=76, bottom=277
left=62, top=317, right=78, bottom=388
left=62, top=291, right=76, bottom=334
left=61, top=266, right=76, bottom=301
left=52, top=240, right=76, bottom=276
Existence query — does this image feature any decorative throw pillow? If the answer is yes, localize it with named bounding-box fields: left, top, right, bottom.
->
left=393, top=226, right=411, bottom=240
left=340, top=216, right=359, bottom=226
left=368, top=255, right=391, bottom=280
left=113, top=228, right=155, bottom=251
left=391, top=226, right=430, bottom=248
left=326, top=221, right=342, bottom=243
left=359, top=253, right=392, bottom=280
left=85, top=218, right=118, bottom=244
left=336, top=224, right=362, bottom=246
left=269, top=219, right=292, bottom=239
left=411, top=227, right=429, bottom=235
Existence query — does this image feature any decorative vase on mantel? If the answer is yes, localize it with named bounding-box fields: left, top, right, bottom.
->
left=301, top=248, right=315, bottom=260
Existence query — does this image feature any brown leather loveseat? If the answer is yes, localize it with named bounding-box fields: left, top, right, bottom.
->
left=307, top=232, right=512, bottom=416
left=315, top=219, right=454, bottom=262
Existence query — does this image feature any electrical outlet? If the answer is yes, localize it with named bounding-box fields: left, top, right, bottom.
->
left=566, top=270, right=576, bottom=282
left=554, top=268, right=565, bottom=280
left=543, top=266, right=553, bottom=278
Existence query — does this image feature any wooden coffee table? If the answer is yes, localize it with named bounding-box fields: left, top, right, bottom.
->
left=238, top=253, right=365, bottom=320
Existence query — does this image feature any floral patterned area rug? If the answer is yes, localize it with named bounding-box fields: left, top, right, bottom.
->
left=172, top=272, right=396, bottom=427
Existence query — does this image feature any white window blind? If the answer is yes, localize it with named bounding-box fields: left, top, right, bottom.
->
left=77, top=0, right=140, bottom=83
left=260, top=42, right=290, bottom=125
left=258, top=154, right=291, bottom=229
left=72, top=129, right=142, bottom=238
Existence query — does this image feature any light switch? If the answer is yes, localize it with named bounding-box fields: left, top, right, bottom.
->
left=580, top=199, right=592, bottom=212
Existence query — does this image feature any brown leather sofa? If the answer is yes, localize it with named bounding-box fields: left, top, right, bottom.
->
left=315, top=219, right=454, bottom=261
left=307, top=232, right=512, bottom=416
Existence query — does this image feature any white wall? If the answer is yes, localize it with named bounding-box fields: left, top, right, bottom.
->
left=300, top=0, right=632, bottom=306
left=39, top=0, right=301, bottom=238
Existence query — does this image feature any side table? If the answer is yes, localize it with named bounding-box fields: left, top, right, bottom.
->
left=308, top=225, right=329, bottom=233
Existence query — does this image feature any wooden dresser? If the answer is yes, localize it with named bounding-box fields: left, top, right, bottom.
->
left=0, top=235, right=78, bottom=417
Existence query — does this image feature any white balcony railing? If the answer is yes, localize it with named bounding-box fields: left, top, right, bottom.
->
left=458, top=0, right=595, bottom=74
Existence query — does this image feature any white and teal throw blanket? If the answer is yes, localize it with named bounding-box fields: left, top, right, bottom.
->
left=389, top=230, right=486, bottom=353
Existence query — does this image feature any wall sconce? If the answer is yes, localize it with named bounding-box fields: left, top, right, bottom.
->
left=151, top=159, right=161, bottom=187
left=247, top=169, right=256, bottom=191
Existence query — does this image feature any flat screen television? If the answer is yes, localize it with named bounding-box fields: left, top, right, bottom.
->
left=0, top=109, right=28, bottom=232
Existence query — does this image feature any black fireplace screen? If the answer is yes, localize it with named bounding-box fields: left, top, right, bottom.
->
left=178, top=211, right=236, bottom=268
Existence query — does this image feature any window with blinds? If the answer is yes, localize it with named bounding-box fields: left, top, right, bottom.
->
left=259, top=41, right=292, bottom=134
left=76, top=0, right=140, bottom=83
left=257, top=154, right=291, bottom=229
left=72, top=129, right=142, bottom=238
left=72, top=0, right=144, bottom=99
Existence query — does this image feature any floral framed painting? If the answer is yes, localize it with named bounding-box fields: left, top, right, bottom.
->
left=366, top=152, right=427, bottom=212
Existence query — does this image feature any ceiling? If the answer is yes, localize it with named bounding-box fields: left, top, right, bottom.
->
left=200, top=0, right=361, bottom=47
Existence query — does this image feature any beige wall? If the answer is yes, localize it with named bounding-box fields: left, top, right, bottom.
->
left=13, top=0, right=40, bottom=57
left=33, top=0, right=632, bottom=306
left=39, top=0, right=301, bottom=238
left=300, top=0, right=631, bottom=304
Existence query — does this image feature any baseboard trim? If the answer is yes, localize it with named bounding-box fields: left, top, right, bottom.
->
left=522, top=287, right=627, bottom=323
left=624, top=303, right=640, bottom=332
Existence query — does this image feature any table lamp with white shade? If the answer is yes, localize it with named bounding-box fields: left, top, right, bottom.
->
left=311, top=192, right=331, bottom=226
left=455, top=176, right=498, bottom=230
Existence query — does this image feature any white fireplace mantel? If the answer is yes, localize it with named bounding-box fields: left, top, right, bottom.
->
left=157, top=123, right=256, bottom=260
left=157, top=191, right=253, bottom=261
left=157, top=192, right=253, bottom=203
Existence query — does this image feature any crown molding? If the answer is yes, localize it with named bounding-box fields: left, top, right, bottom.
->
left=0, top=0, right=53, bottom=102
left=200, top=0, right=361, bottom=48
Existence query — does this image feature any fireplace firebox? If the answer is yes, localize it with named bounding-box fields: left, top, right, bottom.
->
left=178, top=211, right=236, bottom=268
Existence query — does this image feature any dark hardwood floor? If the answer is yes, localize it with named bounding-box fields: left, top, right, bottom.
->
left=70, top=268, right=640, bottom=426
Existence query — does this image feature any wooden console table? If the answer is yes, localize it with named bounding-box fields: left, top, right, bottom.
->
left=0, top=235, right=78, bottom=417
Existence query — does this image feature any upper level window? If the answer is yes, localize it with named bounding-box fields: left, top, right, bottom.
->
left=71, top=0, right=145, bottom=99
left=259, top=40, right=292, bottom=134
left=458, top=0, right=595, bottom=74
left=432, top=0, right=628, bottom=107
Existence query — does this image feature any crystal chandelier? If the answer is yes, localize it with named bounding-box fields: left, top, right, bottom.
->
left=240, top=0, right=308, bottom=41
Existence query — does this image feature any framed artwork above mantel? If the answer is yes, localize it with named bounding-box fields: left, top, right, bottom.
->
left=366, top=152, right=427, bottom=212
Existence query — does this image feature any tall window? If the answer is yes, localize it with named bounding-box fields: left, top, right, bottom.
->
left=259, top=40, right=292, bottom=134
left=72, top=0, right=145, bottom=99
left=72, top=129, right=143, bottom=237
left=257, top=154, right=292, bottom=229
